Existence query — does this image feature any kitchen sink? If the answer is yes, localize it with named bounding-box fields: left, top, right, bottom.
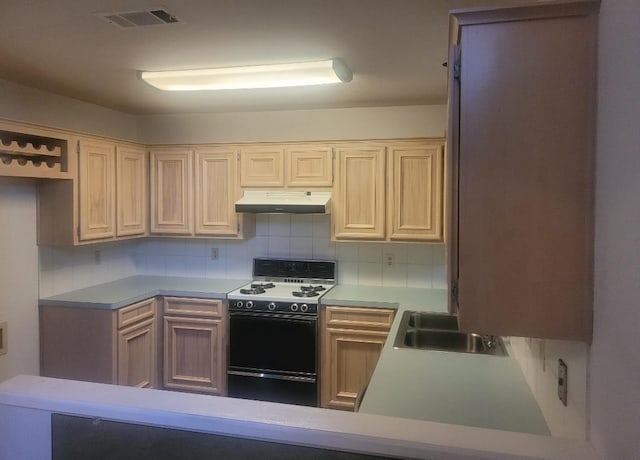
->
left=393, top=311, right=508, bottom=356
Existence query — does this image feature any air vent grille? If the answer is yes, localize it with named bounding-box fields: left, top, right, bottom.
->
left=97, top=9, right=183, bottom=28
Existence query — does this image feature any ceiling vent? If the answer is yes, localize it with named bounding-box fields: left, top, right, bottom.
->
left=96, top=9, right=184, bottom=28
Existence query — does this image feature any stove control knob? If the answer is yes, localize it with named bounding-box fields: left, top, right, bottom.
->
left=246, top=301, right=254, bottom=309
left=236, top=301, right=244, bottom=308
left=268, top=302, right=277, bottom=311
left=300, top=304, right=309, bottom=313
left=290, top=303, right=299, bottom=312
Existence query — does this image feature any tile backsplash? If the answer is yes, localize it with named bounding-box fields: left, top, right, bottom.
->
left=39, top=215, right=446, bottom=297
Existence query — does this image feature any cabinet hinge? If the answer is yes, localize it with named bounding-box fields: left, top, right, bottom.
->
left=451, top=280, right=459, bottom=306
left=237, top=223, right=240, bottom=232
left=76, top=140, right=80, bottom=154
left=76, top=226, right=81, bottom=238
left=453, top=59, right=461, bottom=80
left=237, top=152, right=240, bottom=161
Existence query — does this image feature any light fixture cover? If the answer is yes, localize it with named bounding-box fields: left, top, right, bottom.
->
left=139, top=59, right=353, bottom=91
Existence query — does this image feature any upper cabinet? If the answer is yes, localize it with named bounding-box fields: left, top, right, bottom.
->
left=78, top=138, right=116, bottom=241
left=332, top=145, right=386, bottom=240
left=447, top=2, right=598, bottom=342
left=150, top=149, right=193, bottom=235
left=332, top=140, right=445, bottom=242
left=38, top=135, right=148, bottom=246
left=240, top=144, right=332, bottom=188
left=116, top=146, right=148, bottom=237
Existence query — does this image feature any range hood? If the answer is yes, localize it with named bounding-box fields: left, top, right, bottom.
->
left=235, top=191, right=331, bottom=214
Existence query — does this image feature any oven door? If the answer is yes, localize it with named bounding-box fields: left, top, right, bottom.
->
left=228, top=311, right=318, bottom=406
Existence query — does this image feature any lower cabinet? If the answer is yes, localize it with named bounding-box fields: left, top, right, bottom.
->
left=163, top=297, right=227, bottom=395
left=40, top=297, right=158, bottom=388
left=320, top=306, right=395, bottom=411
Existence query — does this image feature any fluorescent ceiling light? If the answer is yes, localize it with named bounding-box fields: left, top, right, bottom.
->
left=139, top=59, right=353, bottom=91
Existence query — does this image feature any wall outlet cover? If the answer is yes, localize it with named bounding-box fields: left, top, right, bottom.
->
left=0, top=321, right=7, bottom=355
left=558, top=358, right=568, bottom=406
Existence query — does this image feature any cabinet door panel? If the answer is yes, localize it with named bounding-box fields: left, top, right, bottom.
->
left=388, top=143, right=444, bottom=241
left=117, top=318, right=156, bottom=388
left=333, top=146, right=385, bottom=239
left=195, top=149, right=239, bottom=235
left=240, top=147, right=284, bottom=187
left=286, top=146, right=332, bottom=187
left=164, top=316, right=225, bottom=395
left=150, top=150, right=193, bottom=234
left=78, top=139, right=115, bottom=241
left=116, top=146, right=148, bottom=237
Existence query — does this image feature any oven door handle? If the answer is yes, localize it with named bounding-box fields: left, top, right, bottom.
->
left=227, top=370, right=316, bottom=383
left=228, top=311, right=316, bottom=324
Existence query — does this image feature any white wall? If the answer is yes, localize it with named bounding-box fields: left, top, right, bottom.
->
left=590, top=0, right=640, bottom=458
left=137, top=105, right=447, bottom=144
left=0, top=179, right=39, bottom=382
left=134, top=215, right=447, bottom=289
left=0, top=78, right=138, bottom=141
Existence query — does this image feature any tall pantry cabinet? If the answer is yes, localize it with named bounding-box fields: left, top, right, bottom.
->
left=447, top=1, right=598, bottom=342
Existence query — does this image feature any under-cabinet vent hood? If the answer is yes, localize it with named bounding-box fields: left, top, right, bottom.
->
left=235, top=191, right=331, bottom=214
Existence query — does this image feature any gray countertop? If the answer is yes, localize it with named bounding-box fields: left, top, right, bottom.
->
left=39, top=277, right=549, bottom=436
left=39, top=275, right=249, bottom=309
left=321, top=284, right=550, bottom=436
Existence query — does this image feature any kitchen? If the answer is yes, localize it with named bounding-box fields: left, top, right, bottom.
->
left=0, top=1, right=638, bottom=459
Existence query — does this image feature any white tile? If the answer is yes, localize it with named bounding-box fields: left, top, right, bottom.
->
left=358, top=243, right=382, bottom=263
left=184, top=240, right=210, bottom=257
left=291, top=215, right=313, bottom=236
left=268, top=237, right=291, bottom=257
left=251, top=236, right=269, bottom=258
left=382, top=243, right=408, bottom=264
left=407, top=244, right=433, bottom=265
left=312, top=238, right=336, bottom=260
left=268, top=214, right=291, bottom=237
left=335, top=242, right=359, bottom=262
left=358, top=262, right=382, bottom=286
left=165, top=255, right=188, bottom=276
left=205, top=257, right=226, bottom=278
left=290, top=237, right=313, bottom=258
left=382, top=263, right=408, bottom=287
left=429, top=264, right=447, bottom=289
left=312, top=215, right=331, bottom=239
left=226, top=241, right=248, bottom=260
left=407, top=264, right=432, bottom=288
left=432, top=244, right=446, bottom=265
left=255, top=214, right=270, bottom=236
left=337, top=261, right=359, bottom=285
left=226, top=257, right=251, bottom=279
left=184, top=256, right=207, bottom=277
left=143, top=255, right=167, bottom=275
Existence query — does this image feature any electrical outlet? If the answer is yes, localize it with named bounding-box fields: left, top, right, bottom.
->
left=0, top=321, right=7, bottom=356
left=558, top=359, right=568, bottom=406
left=210, top=247, right=219, bottom=260
left=384, top=253, right=394, bottom=266
left=94, top=250, right=101, bottom=264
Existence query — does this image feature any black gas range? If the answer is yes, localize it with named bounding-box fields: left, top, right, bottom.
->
left=226, top=258, right=336, bottom=407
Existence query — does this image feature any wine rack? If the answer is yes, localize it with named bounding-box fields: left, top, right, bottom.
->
left=0, top=129, right=70, bottom=179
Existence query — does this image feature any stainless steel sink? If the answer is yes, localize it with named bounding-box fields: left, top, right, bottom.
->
left=393, top=311, right=508, bottom=356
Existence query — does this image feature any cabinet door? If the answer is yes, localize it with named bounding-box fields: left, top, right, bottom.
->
left=117, top=318, right=157, bottom=388
left=116, top=146, right=148, bottom=237
left=333, top=146, right=386, bottom=239
left=321, top=327, right=388, bottom=410
left=78, top=138, right=116, bottom=241
left=150, top=150, right=193, bottom=234
left=286, top=145, right=332, bottom=187
left=164, top=316, right=226, bottom=395
left=195, top=148, right=239, bottom=235
left=240, top=147, right=285, bottom=187
left=387, top=142, right=444, bottom=241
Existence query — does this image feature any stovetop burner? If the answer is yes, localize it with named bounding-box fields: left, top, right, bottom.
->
left=292, top=290, right=320, bottom=298
left=301, top=285, right=326, bottom=292
left=240, top=287, right=266, bottom=295
left=251, top=282, right=275, bottom=289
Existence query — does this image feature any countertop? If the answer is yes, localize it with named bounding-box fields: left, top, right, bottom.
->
left=39, top=277, right=549, bottom=436
left=321, top=284, right=550, bottom=436
left=38, top=275, right=249, bottom=310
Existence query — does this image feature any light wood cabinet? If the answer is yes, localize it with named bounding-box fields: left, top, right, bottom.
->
left=163, top=297, right=226, bottom=395
left=321, top=306, right=395, bottom=411
left=195, top=148, right=240, bottom=236
left=332, top=145, right=386, bottom=240
left=78, top=138, right=116, bottom=241
left=447, top=2, right=597, bottom=341
left=150, top=149, right=193, bottom=235
left=116, top=146, right=148, bottom=237
left=40, top=298, right=158, bottom=388
left=240, top=146, right=285, bottom=187
left=286, top=145, right=333, bottom=187
left=387, top=141, right=444, bottom=241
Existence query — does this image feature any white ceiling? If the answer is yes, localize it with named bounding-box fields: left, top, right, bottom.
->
left=0, top=0, right=526, bottom=115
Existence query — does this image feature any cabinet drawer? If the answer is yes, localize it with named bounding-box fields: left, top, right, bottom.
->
left=324, top=306, right=395, bottom=330
left=163, top=297, right=224, bottom=318
left=117, top=298, right=156, bottom=329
